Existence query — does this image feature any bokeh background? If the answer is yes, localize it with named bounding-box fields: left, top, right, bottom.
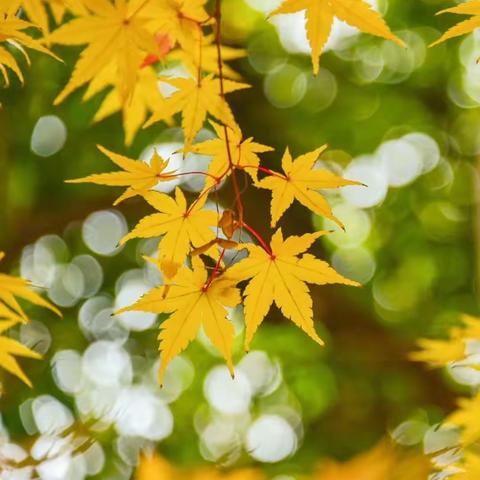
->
left=1, top=0, right=479, bottom=478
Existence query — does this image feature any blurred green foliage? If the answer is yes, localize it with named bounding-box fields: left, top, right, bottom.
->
left=1, top=0, right=480, bottom=478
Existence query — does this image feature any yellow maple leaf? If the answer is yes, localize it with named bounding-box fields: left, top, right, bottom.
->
left=148, top=0, right=209, bottom=52
left=135, top=452, right=264, bottom=480
left=430, top=2, right=480, bottom=47
left=256, top=146, right=361, bottom=228
left=144, top=75, right=250, bottom=147
left=450, top=452, right=480, bottom=480
left=191, top=468, right=265, bottom=480
left=82, top=64, right=170, bottom=146
left=270, top=0, right=405, bottom=75
left=0, top=319, right=42, bottom=387
left=0, top=252, right=61, bottom=322
left=120, top=188, right=218, bottom=279
left=66, top=145, right=176, bottom=205
left=169, top=38, right=247, bottom=80
left=226, top=229, right=360, bottom=350
left=410, top=314, right=480, bottom=367
left=314, top=441, right=395, bottom=480
left=313, top=440, right=429, bottom=480
left=117, top=256, right=240, bottom=384
left=447, top=393, right=480, bottom=445
left=187, top=121, right=273, bottom=192
left=0, top=303, right=24, bottom=323
left=8, top=0, right=87, bottom=33
left=48, top=0, right=162, bottom=104
left=409, top=338, right=466, bottom=366
left=0, top=5, right=59, bottom=86
left=460, top=313, right=480, bottom=340
left=136, top=453, right=177, bottom=480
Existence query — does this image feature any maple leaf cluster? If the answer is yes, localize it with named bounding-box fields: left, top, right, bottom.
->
left=2, top=0, right=477, bottom=390
left=0, top=252, right=60, bottom=387
left=0, top=1, right=59, bottom=86
left=135, top=443, right=429, bottom=480
left=49, top=0, right=372, bottom=384
left=411, top=314, right=480, bottom=479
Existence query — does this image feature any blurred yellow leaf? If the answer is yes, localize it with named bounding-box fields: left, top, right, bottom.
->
left=136, top=453, right=264, bottom=480
left=144, top=75, right=249, bottom=147
left=82, top=64, right=171, bottom=146
left=0, top=252, right=61, bottom=322
left=136, top=453, right=177, bottom=480
left=148, top=0, right=209, bottom=51
left=0, top=319, right=41, bottom=387
left=447, top=393, right=480, bottom=445
left=49, top=0, right=162, bottom=104
left=271, top=0, right=405, bottom=74
left=431, top=2, right=480, bottom=46
left=191, top=467, right=265, bottom=480
left=8, top=0, right=87, bottom=33
left=450, top=452, right=480, bottom=480
left=0, top=4, right=59, bottom=86
left=314, top=442, right=394, bottom=480
left=169, top=38, right=246, bottom=80
left=410, top=338, right=466, bottom=366
left=314, top=441, right=429, bottom=480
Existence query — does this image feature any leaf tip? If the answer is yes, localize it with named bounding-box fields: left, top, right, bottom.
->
left=429, top=38, right=443, bottom=48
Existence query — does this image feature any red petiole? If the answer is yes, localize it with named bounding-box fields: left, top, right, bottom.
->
left=239, top=164, right=286, bottom=179
left=203, top=248, right=226, bottom=291
left=240, top=222, right=273, bottom=256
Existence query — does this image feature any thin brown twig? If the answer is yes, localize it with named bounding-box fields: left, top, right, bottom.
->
left=213, top=0, right=244, bottom=224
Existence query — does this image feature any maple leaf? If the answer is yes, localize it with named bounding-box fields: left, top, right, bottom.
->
left=66, top=145, right=176, bottom=205
left=0, top=252, right=61, bottom=321
left=450, top=453, right=480, bottom=480
left=117, top=257, right=240, bottom=384
left=9, top=0, right=87, bottom=33
left=187, top=121, right=273, bottom=192
left=256, top=146, right=362, bottom=228
left=169, top=38, right=247, bottom=80
left=226, top=229, right=360, bottom=350
left=411, top=314, right=480, bottom=367
left=48, top=0, right=162, bottom=104
left=430, top=2, right=480, bottom=47
left=120, top=188, right=218, bottom=279
left=313, top=440, right=429, bottom=480
left=447, top=393, right=480, bottom=445
left=409, top=338, right=466, bottom=366
left=0, top=5, right=59, bottom=86
left=144, top=75, right=250, bottom=147
left=135, top=452, right=264, bottom=480
left=141, top=31, right=174, bottom=67
left=82, top=63, right=171, bottom=145
left=313, top=441, right=395, bottom=480
left=136, top=453, right=176, bottom=480
left=0, top=319, right=41, bottom=387
left=82, top=32, right=173, bottom=145
left=271, top=0, right=406, bottom=74
left=192, top=468, right=265, bottom=480
left=460, top=314, right=480, bottom=338
left=148, top=0, right=210, bottom=51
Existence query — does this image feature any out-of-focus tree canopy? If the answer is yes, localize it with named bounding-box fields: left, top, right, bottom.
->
left=1, top=0, right=480, bottom=479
